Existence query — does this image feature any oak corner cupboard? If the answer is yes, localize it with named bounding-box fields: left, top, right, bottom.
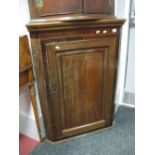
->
left=27, top=0, right=125, bottom=142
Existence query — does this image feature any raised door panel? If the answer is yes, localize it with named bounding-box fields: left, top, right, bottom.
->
left=45, top=38, right=117, bottom=140
left=84, top=0, right=112, bottom=14
left=57, top=49, right=105, bottom=129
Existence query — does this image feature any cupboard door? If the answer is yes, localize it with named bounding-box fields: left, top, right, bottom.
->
left=45, top=38, right=117, bottom=140
left=84, top=0, right=112, bottom=14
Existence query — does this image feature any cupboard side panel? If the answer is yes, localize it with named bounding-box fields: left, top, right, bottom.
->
left=104, top=39, right=117, bottom=123
left=31, top=39, right=54, bottom=140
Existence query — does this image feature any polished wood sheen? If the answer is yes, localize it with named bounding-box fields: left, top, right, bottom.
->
left=28, top=0, right=114, bottom=19
left=27, top=0, right=125, bottom=142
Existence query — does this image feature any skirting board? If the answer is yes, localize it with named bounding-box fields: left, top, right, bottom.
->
left=19, top=112, right=45, bottom=141
left=123, top=91, right=135, bottom=105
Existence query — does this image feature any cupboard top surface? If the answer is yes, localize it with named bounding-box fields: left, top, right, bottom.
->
left=27, top=18, right=125, bottom=32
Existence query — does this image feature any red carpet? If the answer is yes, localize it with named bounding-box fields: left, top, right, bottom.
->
left=19, top=134, right=39, bottom=155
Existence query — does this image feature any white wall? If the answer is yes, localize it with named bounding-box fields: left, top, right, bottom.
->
left=19, top=89, right=39, bottom=140
left=19, top=0, right=30, bottom=35
left=115, top=0, right=135, bottom=106
left=125, top=26, right=135, bottom=94
left=115, top=0, right=131, bottom=109
left=123, top=0, right=135, bottom=104
left=19, top=89, right=35, bottom=119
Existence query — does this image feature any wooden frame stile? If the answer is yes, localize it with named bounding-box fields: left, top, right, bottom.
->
left=31, top=39, right=55, bottom=141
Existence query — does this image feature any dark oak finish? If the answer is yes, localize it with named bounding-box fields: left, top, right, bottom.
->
left=44, top=38, right=117, bottom=139
left=84, top=0, right=111, bottom=13
left=27, top=0, right=125, bottom=142
left=28, top=0, right=114, bottom=19
left=28, top=0, right=83, bottom=18
left=27, top=19, right=125, bottom=141
left=41, top=0, right=83, bottom=15
left=19, top=36, right=42, bottom=143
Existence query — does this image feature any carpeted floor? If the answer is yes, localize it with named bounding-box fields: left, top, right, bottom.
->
left=30, top=106, right=135, bottom=155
